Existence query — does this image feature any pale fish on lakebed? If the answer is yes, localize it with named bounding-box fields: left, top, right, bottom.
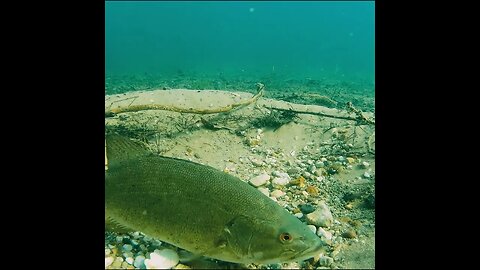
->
left=105, top=134, right=324, bottom=265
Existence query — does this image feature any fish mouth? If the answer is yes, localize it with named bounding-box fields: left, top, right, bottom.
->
left=290, top=239, right=325, bottom=262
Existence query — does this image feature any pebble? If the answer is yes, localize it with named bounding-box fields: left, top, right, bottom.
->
left=305, top=201, right=333, bottom=227
left=299, top=203, right=315, bottom=214
left=249, top=173, right=270, bottom=187
left=316, top=227, right=333, bottom=240
left=306, top=159, right=314, bottom=165
left=346, top=157, right=355, bottom=164
left=272, top=175, right=291, bottom=186
left=302, top=171, right=311, bottom=178
left=105, top=249, right=111, bottom=256
left=122, top=244, right=133, bottom=252
left=342, top=230, right=357, bottom=239
left=308, top=165, right=316, bottom=174
left=337, top=156, right=345, bottom=162
left=144, top=249, right=179, bottom=269
left=287, top=167, right=300, bottom=175
left=307, top=225, right=317, bottom=234
left=315, top=161, right=325, bottom=168
left=105, top=256, right=114, bottom=268
left=112, top=257, right=124, bottom=268
left=270, top=189, right=285, bottom=198
left=294, top=212, right=304, bottom=219
left=123, top=251, right=134, bottom=258
left=257, top=187, right=270, bottom=197
left=125, top=257, right=134, bottom=265
left=363, top=172, right=371, bottom=178
left=321, top=157, right=327, bottom=162
left=319, top=255, right=334, bottom=267
left=134, top=255, right=146, bottom=268
left=250, top=158, right=263, bottom=167
left=361, top=161, right=370, bottom=168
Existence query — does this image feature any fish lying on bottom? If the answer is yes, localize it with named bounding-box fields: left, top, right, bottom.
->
left=105, top=134, right=324, bottom=264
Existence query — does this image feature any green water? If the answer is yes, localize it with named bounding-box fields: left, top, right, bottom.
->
left=106, top=1, right=374, bottom=103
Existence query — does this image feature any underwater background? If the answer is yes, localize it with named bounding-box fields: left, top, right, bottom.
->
left=106, top=1, right=374, bottom=109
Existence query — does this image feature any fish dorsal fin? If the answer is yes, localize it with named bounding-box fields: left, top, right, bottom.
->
left=105, top=133, right=150, bottom=163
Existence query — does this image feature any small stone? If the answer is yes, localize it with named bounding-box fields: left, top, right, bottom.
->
left=134, top=256, right=146, bottom=268
left=307, top=225, right=317, bottom=234
left=346, top=157, right=355, bottom=164
left=303, top=171, right=311, bottom=178
left=289, top=176, right=306, bottom=187
left=302, top=190, right=309, bottom=197
left=361, top=161, right=370, bottom=168
left=250, top=158, right=263, bottom=167
left=321, top=157, right=327, bottom=162
left=316, top=227, right=333, bottom=240
left=270, top=189, right=285, bottom=198
left=105, top=256, right=114, bottom=268
left=306, top=201, right=333, bottom=227
left=123, top=251, right=134, bottom=258
left=125, top=257, right=134, bottom=265
left=306, top=185, right=319, bottom=196
left=299, top=203, right=315, bottom=214
left=257, top=187, right=270, bottom=197
left=294, top=213, right=303, bottom=219
left=337, top=156, right=345, bottom=162
left=272, top=174, right=291, bottom=186
left=306, top=159, right=314, bottom=165
left=342, top=230, right=357, bottom=239
left=122, top=244, right=133, bottom=252
left=308, top=165, right=316, bottom=173
left=249, top=173, right=270, bottom=187
left=363, top=172, right=371, bottom=178
left=105, top=249, right=111, bottom=256
left=287, top=167, right=300, bottom=175
left=144, top=249, right=179, bottom=269
left=319, top=255, right=334, bottom=267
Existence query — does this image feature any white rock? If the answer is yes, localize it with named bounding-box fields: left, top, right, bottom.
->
left=105, top=256, right=114, bottom=268
left=306, top=201, right=333, bottom=227
left=257, top=187, right=270, bottom=197
left=361, top=161, right=370, bottom=168
left=303, top=172, right=311, bottom=178
left=272, top=176, right=290, bottom=186
left=270, top=189, right=285, bottom=198
left=105, top=249, right=111, bottom=256
left=316, top=227, right=333, bottom=240
left=134, top=256, right=146, bottom=268
left=123, top=251, right=133, bottom=258
left=315, top=161, right=325, bottom=168
left=307, top=160, right=314, bottom=165
left=294, top=212, right=303, bottom=219
left=249, top=173, right=270, bottom=187
left=122, top=244, right=133, bottom=251
left=307, top=225, right=317, bottom=234
left=321, top=157, right=328, bottom=162
left=144, top=249, right=179, bottom=269
left=363, top=172, right=371, bottom=178
left=125, top=257, right=134, bottom=265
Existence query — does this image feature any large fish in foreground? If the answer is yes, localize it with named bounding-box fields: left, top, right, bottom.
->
left=105, top=134, right=324, bottom=264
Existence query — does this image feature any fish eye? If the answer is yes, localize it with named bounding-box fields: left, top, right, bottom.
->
left=279, top=232, right=293, bottom=242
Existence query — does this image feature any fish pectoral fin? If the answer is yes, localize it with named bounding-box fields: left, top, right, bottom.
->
left=105, top=216, right=136, bottom=234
